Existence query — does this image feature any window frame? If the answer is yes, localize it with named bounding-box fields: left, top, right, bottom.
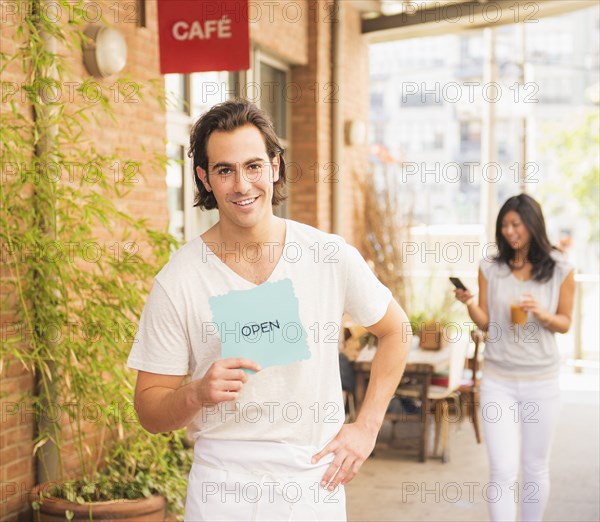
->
left=248, top=48, right=292, bottom=218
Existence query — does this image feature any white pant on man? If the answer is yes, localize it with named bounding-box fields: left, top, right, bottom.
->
left=480, top=375, right=560, bottom=522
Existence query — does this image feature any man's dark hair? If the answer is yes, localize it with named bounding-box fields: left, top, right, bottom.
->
left=494, top=193, right=557, bottom=282
left=188, top=99, right=287, bottom=209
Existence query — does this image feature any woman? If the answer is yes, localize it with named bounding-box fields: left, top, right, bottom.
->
left=455, top=194, right=575, bottom=522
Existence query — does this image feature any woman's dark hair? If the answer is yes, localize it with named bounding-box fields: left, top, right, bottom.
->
left=495, top=193, right=557, bottom=282
left=188, top=99, right=287, bottom=209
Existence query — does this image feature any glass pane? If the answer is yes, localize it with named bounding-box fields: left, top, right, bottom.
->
left=259, top=62, right=287, bottom=139
left=370, top=32, right=484, bottom=226
left=165, top=74, right=188, bottom=113
left=191, top=71, right=231, bottom=118
left=166, top=143, right=185, bottom=241
left=524, top=7, right=599, bottom=275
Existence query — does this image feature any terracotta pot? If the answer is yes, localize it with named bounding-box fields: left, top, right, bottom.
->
left=419, top=323, right=443, bottom=350
left=31, top=484, right=167, bottom=522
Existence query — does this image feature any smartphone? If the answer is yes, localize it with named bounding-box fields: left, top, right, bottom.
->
left=449, top=277, right=467, bottom=291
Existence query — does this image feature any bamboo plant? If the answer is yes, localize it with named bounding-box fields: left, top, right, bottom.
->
left=1, top=0, right=190, bottom=518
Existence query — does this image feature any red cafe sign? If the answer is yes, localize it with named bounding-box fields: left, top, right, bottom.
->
left=157, top=0, right=250, bottom=74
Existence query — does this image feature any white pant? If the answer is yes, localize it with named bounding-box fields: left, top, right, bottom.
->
left=480, top=375, right=560, bottom=522
left=184, top=439, right=347, bottom=522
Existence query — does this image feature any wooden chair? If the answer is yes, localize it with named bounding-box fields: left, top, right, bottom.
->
left=458, top=329, right=486, bottom=444
left=426, top=340, right=469, bottom=463
left=339, top=351, right=357, bottom=423
left=389, top=363, right=433, bottom=462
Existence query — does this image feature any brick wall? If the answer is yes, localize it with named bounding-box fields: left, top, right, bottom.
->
left=285, top=1, right=369, bottom=241
left=289, top=0, right=334, bottom=230
left=251, top=0, right=309, bottom=65
left=341, top=2, right=370, bottom=248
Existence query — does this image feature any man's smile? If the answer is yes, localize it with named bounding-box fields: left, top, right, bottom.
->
left=233, top=196, right=259, bottom=207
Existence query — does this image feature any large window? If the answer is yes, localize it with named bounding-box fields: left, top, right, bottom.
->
left=369, top=6, right=599, bottom=365
left=369, top=7, right=599, bottom=240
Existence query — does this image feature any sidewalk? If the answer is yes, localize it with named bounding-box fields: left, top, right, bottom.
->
left=345, top=368, right=600, bottom=522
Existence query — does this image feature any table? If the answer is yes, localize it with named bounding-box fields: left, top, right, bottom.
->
left=353, top=343, right=452, bottom=408
left=352, top=343, right=454, bottom=462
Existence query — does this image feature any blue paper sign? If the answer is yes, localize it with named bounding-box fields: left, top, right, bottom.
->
left=209, top=279, right=310, bottom=371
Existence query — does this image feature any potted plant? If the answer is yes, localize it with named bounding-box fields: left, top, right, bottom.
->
left=1, top=2, right=190, bottom=520
left=29, top=432, right=192, bottom=521
left=408, top=315, right=444, bottom=351
left=408, top=285, right=458, bottom=351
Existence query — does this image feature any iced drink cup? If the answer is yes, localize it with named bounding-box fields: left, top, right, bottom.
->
left=510, top=300, right=527, bottom=326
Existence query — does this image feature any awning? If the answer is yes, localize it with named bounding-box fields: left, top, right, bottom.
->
left=361, top=0, right=596, bottom=43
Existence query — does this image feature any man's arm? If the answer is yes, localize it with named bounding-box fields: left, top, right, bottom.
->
left=134, top=358, right=262, bottom=434
left=134, top=372, right=188, bottom=433
left=353, top=299, right=410, bottom=435
left=312, top=299, right=410, bottom=489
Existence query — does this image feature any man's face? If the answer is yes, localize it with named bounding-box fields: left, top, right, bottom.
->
left=196, top=124, right=280, bottom=230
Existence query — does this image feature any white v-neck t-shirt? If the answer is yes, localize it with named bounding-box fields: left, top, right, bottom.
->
left=127, top=219, right=392, bottom=448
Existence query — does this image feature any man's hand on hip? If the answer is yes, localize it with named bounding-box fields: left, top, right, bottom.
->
left=311, top=422, right=377, bottom=490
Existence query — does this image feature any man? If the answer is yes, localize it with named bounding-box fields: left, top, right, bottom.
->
left=128, top=99, right=410, bottom=521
